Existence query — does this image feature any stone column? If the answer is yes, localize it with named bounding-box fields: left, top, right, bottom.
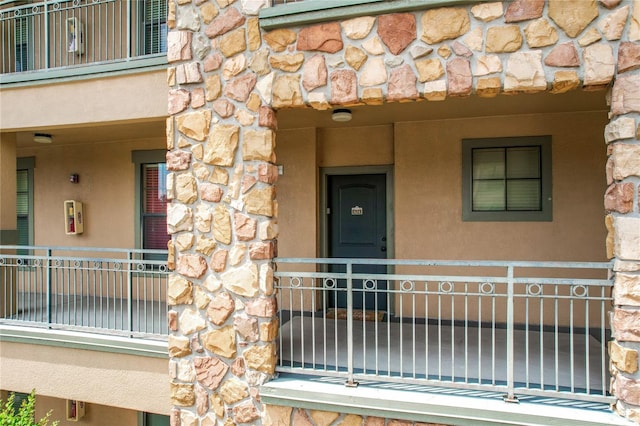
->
left=166, top=1, right=278, bottom=425
left=606, top=2, right=640, bottom=421
left=0, top=133, right=17, bottom=318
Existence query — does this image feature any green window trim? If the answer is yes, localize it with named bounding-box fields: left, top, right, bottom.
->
left=259, top=0, right=478, bottom=30
left=132, top=150, right=168, bottom=254
left=462, top=136, right=552, bottom=222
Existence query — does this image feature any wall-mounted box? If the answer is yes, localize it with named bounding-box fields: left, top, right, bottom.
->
left=66, top=399, right=85, bottom=421
left=64, top=200, right=83, bottom=235
left=66, top=17, right=84, bottom=55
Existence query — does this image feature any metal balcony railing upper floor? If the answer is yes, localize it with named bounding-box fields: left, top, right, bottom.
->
left=0, top=245, right=169, bottom=339
left=0, top=0, right=167, bottom=77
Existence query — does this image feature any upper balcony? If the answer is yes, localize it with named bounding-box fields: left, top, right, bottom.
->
left=0, top=0, right=168, bottom=84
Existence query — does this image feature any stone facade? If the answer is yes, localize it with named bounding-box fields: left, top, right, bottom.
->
left=167, top=0, right=640, bottom=424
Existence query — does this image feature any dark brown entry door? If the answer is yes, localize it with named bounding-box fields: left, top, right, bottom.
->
left=328, top=174, right=387, bottom=311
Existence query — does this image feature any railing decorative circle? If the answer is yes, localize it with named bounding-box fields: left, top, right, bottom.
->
left=93, top=261, right=102, bottom=269
left=480, top=282, right=495, bottom=294
left=114, top=262, right=122, bottom=270
left=159, top=264, right=168, bottom=272
left=363, top=279, right=376, bottom=290
left=54, top=259, right=63, bottom=267
left=136, top=263, right=146, bottom=272
left=324, top=278, right=336, bottom=289
left=0, top=257, right=5, bottom=265
left=401, top=280, right=415, bottom=292
left=17, top=258, right=24, bottom=266
left=439, top=281, right=454, bottom=293
left=572, top=285, right=588, bottom=298
left=290, top=277, right=302, bottom=288
left=73, top=260, right=81, bottom=268
left=527, top=283, right=542, bottom=296
left=33, top=259, right=42, bottom=267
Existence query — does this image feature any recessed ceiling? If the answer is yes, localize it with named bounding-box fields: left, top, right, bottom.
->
left=12, top=119, right=166, bottom=148
left=276, top=89, right=609, bottom=130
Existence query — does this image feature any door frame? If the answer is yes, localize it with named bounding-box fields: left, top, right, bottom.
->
left=319, top=166, right=395, bottom=313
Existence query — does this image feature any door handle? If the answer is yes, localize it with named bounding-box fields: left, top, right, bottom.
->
left=381, top=246, right=386, bottom=252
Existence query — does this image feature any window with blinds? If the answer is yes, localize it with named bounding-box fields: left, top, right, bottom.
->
left=16, top=169, right=30, bottom=246
left=141, top=163, right=169, bottom=252
left=462, top=136, right=552, bottom=221
left=14, top=17, right=30, bottom=71
left=143, top=0, right=168, bottom=55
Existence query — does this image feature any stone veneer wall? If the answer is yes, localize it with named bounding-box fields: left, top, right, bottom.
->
left=165, top=0, right=640, bottom=424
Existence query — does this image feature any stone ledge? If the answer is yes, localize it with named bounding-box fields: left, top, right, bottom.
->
left=0, top=324, right=167, bottom=358
left=261, top=375, right=632, bottom=426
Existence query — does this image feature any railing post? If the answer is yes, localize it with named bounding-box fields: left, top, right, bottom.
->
left=43, top=0, right=50, bottom=69
left=126, top=0, right=132, bottom=59
left=346, top=260, right=358, bottom=387
left=46, top=248, right=52, bottom=326
left=504, top=264, right=518, bottom=402
left=127, top=250, right=133, bottom=335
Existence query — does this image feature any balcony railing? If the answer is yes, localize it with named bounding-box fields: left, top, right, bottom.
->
left=0, top=245, right=169, bottom=339
left=274, top=258, right=614, bottom=404
left=0, top=0, right=167, bottom=75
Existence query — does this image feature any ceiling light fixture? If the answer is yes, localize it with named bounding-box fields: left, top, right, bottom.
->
left=33, top=133, right=53, bottom=144
left=332, top=108, right=352, bottom=122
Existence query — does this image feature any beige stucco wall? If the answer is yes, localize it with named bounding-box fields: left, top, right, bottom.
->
left=0, top=342, right=169, bottom=416
left=17, top=137, right=164, bottom=248
left=277, top=109, right=608, bottom=264
left=0, top=70, right=167, bottom=132
left=32, top=395, right=138, bottom=426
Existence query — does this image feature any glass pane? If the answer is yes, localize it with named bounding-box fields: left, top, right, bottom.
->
left=143, top=216, right=170, bottom=250
left=143, top=164, right=167, bottom=214
left=473, top=180, right=505, bottom=211
left=146, top=413, right=170, bottom=426
left=473, top=148, right=504, bottom=179
left=16, top=194, right=28, bottom=215
left=507, top=147, right=540, bottom=179
left=17, top=217, right=29, bottom=246
left=507, top=180, right=541, bottom=210
left=16, top=170, right=28, bottom=191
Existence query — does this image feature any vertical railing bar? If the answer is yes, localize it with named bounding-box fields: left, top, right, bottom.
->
left=570, top=284, right=575, bottom=393
left=399, top=282, right=403, bottom=378
left=386, top=283, right=391, bottom=376
left=438, top=282, right=442, bottom=380
left=346, top=261, right=355, bottom=386
left=601, top=274, right=608, bottom=397
left=361, top=282, right=366, bottom=375
left=450, top=282, right=455, bottom=382
left=584, top=288, right=590, bottom=395
left=491, top=284, right=496, bottom=385
left=322, top=278, right=328, bottom=372
left=525, top=282, right=530, bottom=388
left=412, top=284, right=416, bottom=378
left=539, top=285, right=545, bottom=391
left=44, top=1, right=49, bottom=68
left=374, top=278, right=379, bottom=375
left=126, top=0, right=132, bottom=58
left=477, top=281, right=482, bottom=385
left=46, top=249, right=52, bottom=326
left=424, top=281, right=429, bottom=380
left=127, top=251, right=133, bottom=334
left=505, top=266, right=515, bottom=401
left=311, top=277, right=316, bottom=368
left=288, top=277, right=294, bottom=368
left=554, top=284, right=559, bottom=391
left=464, top=281, right=468, bottom=382
left=299, top=276, right=305, bottom=369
